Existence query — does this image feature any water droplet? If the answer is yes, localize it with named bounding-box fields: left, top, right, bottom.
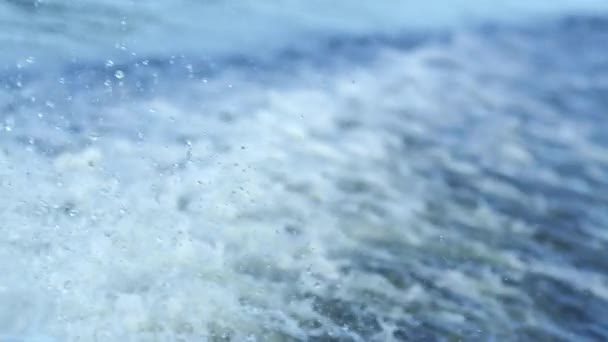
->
left=89, top=132, right=100, bottom=141
left=114, top=70, right=125, bottom=79
left=105, top=60, right=114, bottom=67
left=4, top=117, right=15, bottom=132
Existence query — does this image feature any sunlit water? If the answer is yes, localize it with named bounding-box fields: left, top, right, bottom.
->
left=1, top=1, right=608, bottom=341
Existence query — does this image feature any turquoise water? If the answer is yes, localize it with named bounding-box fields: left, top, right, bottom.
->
left=1, top=1, right=608, bottom=341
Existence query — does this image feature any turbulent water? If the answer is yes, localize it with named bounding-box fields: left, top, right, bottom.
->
left=1, top=1, right=608, bottom=341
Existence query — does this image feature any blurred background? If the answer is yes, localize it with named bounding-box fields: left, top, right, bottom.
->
left=0, top=1, right=607, bottom=341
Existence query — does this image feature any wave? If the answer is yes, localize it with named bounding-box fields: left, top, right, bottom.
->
left=1, top=0, right=607, bottom=64
left=0, top=11, right=607, bottom=342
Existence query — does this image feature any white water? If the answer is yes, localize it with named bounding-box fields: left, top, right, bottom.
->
left=1, top=1, right=608, bottom=341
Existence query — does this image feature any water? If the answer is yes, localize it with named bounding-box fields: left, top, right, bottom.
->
left=1, top=1, right=608, bottom=341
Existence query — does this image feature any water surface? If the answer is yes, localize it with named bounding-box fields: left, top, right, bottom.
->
left=1, top=1, right=608, bottom=341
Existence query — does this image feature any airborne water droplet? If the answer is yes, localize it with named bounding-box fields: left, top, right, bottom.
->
left=114, top=70, right=125, bottom=79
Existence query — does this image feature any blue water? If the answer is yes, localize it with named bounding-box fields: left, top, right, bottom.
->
left=1, top=1, right=608, bottom=341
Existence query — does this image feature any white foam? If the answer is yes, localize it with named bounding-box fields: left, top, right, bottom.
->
left=1, top=20, right=607, bottom=340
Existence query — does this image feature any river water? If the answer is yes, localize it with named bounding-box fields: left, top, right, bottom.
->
left=1, top=1, right=608, bottom=341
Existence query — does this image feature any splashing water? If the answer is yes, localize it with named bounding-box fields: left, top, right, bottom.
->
left=1, top=1, right=608, bottom=341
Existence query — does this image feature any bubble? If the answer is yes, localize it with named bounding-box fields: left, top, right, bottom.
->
left=63, top=280, right=72, bottom=290
left=4, top=117, right=15, bottom=132
left=114, top=70, right=125, bottom=79
left=88, top=132, right=100, bottom=141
